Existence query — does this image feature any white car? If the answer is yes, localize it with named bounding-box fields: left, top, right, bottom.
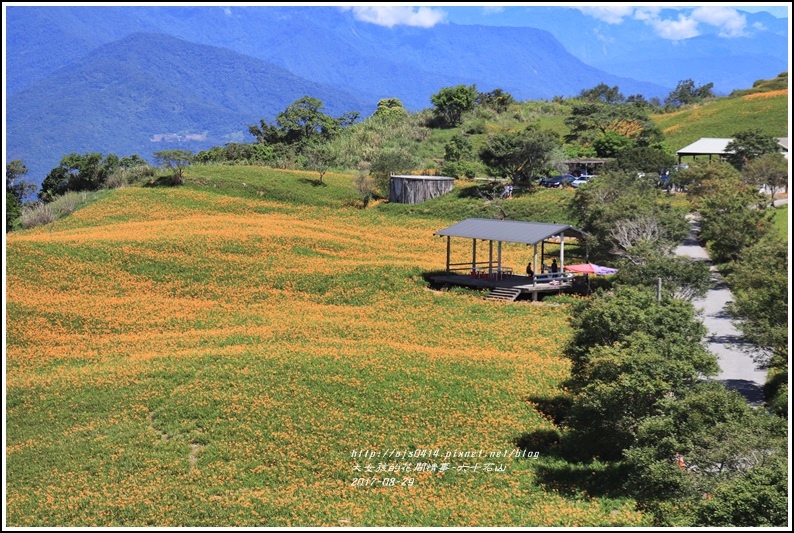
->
left=570, top=175, right=594, bottom=188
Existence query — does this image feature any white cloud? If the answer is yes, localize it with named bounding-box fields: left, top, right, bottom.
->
left=578, top=5, right=750, bottom=40
left=341, top=6, right=447, bottom=28
left=641, top=12, right=701, bottom=40
left=577, top=6, right=635, bottom=24
left=691, top=6, right=748, bottom=37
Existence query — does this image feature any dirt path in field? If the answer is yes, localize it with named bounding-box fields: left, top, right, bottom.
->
left=675, top=216, right=768, bottom=405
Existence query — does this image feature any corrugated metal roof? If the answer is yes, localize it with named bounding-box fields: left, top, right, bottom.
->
left=434, top=218, right=586, bottom=245
left=676, top=138, right=733, bottom=155
left=677, top=137, right=789, bottom=156
left=390, top=175, right=455, bottom=181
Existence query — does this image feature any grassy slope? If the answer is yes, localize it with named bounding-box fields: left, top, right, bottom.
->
left=5, top=168, right=645, bottom=527
left=651, top=90, right=789, bottom=151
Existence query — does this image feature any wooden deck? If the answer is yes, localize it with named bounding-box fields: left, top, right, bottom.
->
left=428, top=271, right=584, bottom=301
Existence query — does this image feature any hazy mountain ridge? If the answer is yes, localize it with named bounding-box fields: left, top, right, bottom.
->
left=4, top=5, right=789, bottom=186
left=6, top=32, right=376, bottom=185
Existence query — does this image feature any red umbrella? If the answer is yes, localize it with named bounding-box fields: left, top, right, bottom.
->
left=564, top=263, right=618, bottom=275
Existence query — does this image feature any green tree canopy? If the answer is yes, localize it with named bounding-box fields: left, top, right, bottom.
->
left=726, top=232, right=788, bottom=373
left=153, top=149, right=193, bottom=185
left=664, top=79, right=715, bottom=107
left=430, top=84, right=478, bottom=127
left=6, top=160, right=36, bottom=231
left=624, top=382, right=787, bottom=526
left=479, top=127, right=560, bottom=185
left=578, top=83, right=625, bottom=103
left=249, top=96, right=359, bottom=148
left=725, top=129, right=782, bottom=170
left=689, top=170, right=771, bottom=263
left=564, top=101, right=662, bottom=147
left=570, top=171, right=689, bottom=262
left=39, top=152, right=119, bottom=202
left=475, top=88, right=514, bottom=113
left=372, top=98, right=408, bottom=120
left=741, top=152, right=788, bottom=205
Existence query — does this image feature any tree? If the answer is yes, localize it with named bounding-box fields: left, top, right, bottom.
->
left=475, top=88, right=514, bottom=113
left=741, top=152, right=788, bottom=205
left=479, top=127, right=560, bottom=185
left=591, top=131, right=633, bottom=158
left=578, top=83, right=625, bottom=104
left=690, top=172, right=771, bottom=264
left=726, top=233, right=788, bottom=374
left=570, top=171, right=689, bottom=262
left=6, top=160, right=36, bottom=231
left=249, top=96, right=359, bottom=148
left=372, top=98, right=408, bottom=120
left=664, top=79, right=715, bottom=107
left=430, top=84, right=478, bottom=127
left=369, top=146, right=421, bottom=196
left=39, top=152, right=119, bottom=201
left=303, top=141, right=339, bottom=184
left=624, top=382, right=787, bottom=526
left=561, top=286, right=717, bottom=459
left=613, top=253, right=711, bottom=301
left=564, top=285, right=713, bottom=383
left=443, top=134, right=474, bottom=163
left=153, top=149, right=193, bottom=185
left=564, top=101, right=662, bottom=146
left=603, top=146, right=677, bottom=175
left=725, top=129, right=782, bottom=171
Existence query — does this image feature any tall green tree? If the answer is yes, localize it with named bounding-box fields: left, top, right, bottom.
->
left=475, top=88, right=514, bottom=113
left=664, top=79, right=715, bottom=107
left=741, top=152, right=788, bottom=205
left=302, top=141, right=339, bottom=184
left=578, top=83, right=625, bottom=103
left=570, top=171, right=689, bottom=262
left=153, top=149, right=193, bottom=185
left=726, top=233, right=788, bottom=374
left=372, top=98, right=408, bottom=120
left=562, top=286, right=716, bottom=459
left=690, top=172, right=771, bottom=263
left=39, top=152, right=119, bottom=202
left=6, top=160, right=37, bottom=231
left=725, top=129, right=782, bottom=171
left=624, top=382, right=787, bottom=526
left=430, top=84, right=478, bottom=127
left=479, top=126, right=560, bottom=185
left=564, top=101, right=662, bottom=147
left=249, top=96, right=359, bottom=148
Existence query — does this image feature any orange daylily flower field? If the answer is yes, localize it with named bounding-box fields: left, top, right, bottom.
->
left=5, top=168, right=648, bottom=526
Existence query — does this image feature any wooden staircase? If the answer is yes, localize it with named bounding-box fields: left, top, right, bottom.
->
left=485, top=287, right=522, bottom=302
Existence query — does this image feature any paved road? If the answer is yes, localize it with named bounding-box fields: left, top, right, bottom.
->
left=675, top=217, right=768, bottom=404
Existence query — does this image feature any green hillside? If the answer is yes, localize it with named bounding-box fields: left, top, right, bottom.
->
left=652, top=89, right=789, bottom=151
left=6, top=168, right=645, bottom=526
left=413, top=74, right=787, bottom=166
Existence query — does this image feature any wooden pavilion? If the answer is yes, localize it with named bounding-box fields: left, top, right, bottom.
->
left=430, top=218, right=588, bottom=301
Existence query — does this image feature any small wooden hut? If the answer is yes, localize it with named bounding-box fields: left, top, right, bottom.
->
left=388, top=175, right=454, bottom=204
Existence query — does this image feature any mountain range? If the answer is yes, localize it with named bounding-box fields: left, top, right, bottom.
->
left=4, top=5, right=789, bottom=187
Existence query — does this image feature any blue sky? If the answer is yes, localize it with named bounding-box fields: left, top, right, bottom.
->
left=338, top=4, right=790, bottom=39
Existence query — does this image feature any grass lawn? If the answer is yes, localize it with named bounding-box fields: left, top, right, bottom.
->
left=5, top=168, right=648, bottom=526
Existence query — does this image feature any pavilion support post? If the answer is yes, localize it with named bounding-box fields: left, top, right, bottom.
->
left=497, top=241, right=503, bottom=275
left=488, top=240, right=494, bottom=276
left=472, top=239, right=477, bottom=272
left=446, top=236, right=451, bottom=273
left=541, top=240, right=545, bottom=271
left=533, top=243, right=539, bottom=286
left=559, top=234, right=565, bottom=271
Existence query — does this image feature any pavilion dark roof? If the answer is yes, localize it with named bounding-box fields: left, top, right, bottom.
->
left=434, top=218, right=586, bottom=246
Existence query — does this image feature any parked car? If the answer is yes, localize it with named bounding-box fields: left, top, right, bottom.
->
left=539, top=174, right=575, bottom=188
left=570, top=176, right=591, bottom=188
